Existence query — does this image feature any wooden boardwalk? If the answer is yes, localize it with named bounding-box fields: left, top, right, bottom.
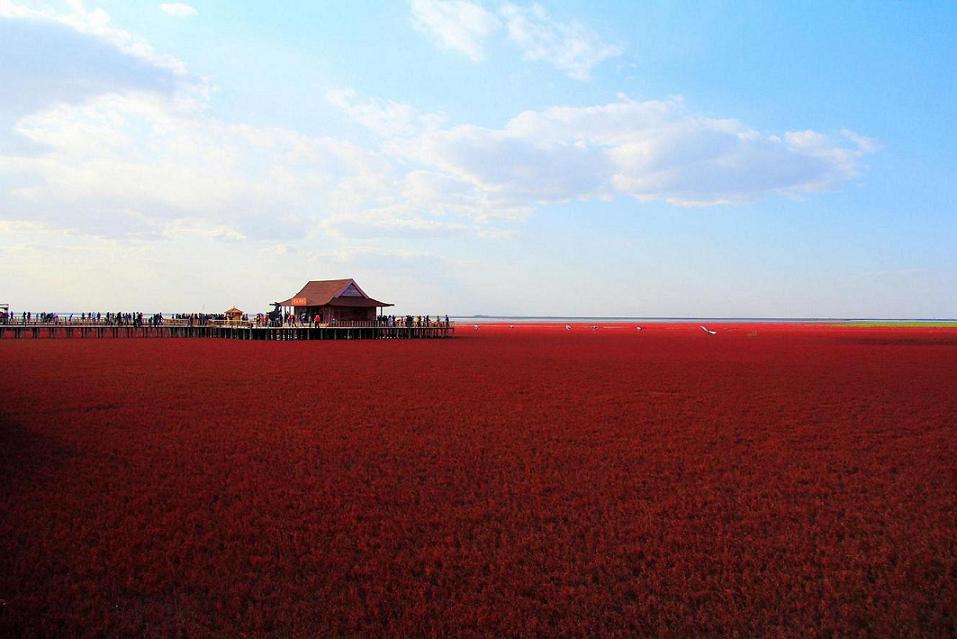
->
left=0, top=323, right=455, bottom=340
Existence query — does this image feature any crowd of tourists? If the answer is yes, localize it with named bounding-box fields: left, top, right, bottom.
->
left=1, top=309, right=451, bottom=328
left=256, top=312, right=452, bottom=328
left=169, top=313, right=249, bottom=326
left=1, top=311, right=164, bottom=326
left=382, top=315, right=451, bottom=328
left=0, top=311, right=169, bottom=326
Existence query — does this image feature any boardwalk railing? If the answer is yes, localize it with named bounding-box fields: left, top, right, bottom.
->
left=0, top=320, right=455, bottom=341
left=0, top=318, right=455, bottom=329
left=255, top=320, right=456, bottom=329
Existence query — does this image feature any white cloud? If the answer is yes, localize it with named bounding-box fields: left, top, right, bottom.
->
left=415, top=123, right=611, bottom=202
left=2, top=85, right=516, bottom=243
left=398, top=170, right=525, bottom=220
left=3, top=92, right=388, bottom=239
left=409, top=0, right=501, bottom=61
left=327, top=87, right=875, bottom=221
left=838, top=129, right=881, bottom=154
left=403, top=96, right=875, bottom=207
left=499, top=3, right=622, bottom=80
left=326, top=89, right=445, bottom=138
left=0, top=0, right=195, bottom=141
left=162, top=218, right=244, bottom=241
left=323, top=213, right=473, bottom=239
left=407, top=1, right=621, bottom=80
left=326, top=90, right=529, bottom=229
left=1, top=0, right=188, bottom=74
left=159, top=3, right=198, bottom=18
left=3, top=77, right=876, bottom=252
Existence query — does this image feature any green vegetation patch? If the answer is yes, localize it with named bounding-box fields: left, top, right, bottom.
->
left=836, top=321, right=957, bottom=328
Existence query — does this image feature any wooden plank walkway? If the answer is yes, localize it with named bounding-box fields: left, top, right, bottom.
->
left=0, top=324, right=454, bottom=340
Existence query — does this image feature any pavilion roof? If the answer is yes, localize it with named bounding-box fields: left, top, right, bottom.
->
left=274, top=278, right=393, bottom=307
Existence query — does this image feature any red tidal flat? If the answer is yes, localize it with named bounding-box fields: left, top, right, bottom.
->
left=1, top=324, right=956, bottom=637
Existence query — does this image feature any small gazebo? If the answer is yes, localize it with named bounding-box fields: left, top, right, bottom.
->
left=224, top=307, right=244, bottom=322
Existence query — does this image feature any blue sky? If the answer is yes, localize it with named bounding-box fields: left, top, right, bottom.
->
left=1, top=0, right=955, bottom=317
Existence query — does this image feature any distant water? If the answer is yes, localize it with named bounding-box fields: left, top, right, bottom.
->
left=450, top=316, right=957, bottom=324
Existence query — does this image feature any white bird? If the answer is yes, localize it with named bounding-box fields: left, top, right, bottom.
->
left=473, top=324, right=479, bottom=330
left=700, top=325, right=717, bottom=335
left=635, top=326, right=642, bottom=331
left=591, top=325, right=599, bottom=330
left=509, top=324, right=514, bottom=329
left=565, top=324, right=571, bottom=331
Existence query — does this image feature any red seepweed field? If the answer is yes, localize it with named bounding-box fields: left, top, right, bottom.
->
left=1, top=323, right=956, bottom=637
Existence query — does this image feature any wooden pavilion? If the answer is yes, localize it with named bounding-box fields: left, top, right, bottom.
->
left=274, top=278, right=392, bottom=323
